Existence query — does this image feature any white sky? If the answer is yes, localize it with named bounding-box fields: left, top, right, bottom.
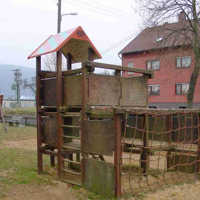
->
left=0, top=0, right=142, bottom=68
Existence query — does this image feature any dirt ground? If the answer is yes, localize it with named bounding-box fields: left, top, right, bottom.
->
left=1, top=139, right=36, bottom=151
left=1, top=182, right=77, bottom=200
left=1, top=136, right=200, bottom=199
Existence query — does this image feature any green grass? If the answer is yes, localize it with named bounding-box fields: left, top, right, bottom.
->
left=0, top=125, right=53, bottom=198
left=4, top=107, right=36, bottom=116
left=0, top=125, right=36, bottom=142
left=0, top=148, right=53, bottom=197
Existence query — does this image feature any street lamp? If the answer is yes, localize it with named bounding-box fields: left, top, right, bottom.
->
left=61, top=12, right=78, bottom=19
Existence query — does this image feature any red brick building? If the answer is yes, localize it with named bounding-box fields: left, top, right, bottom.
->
left=120, top=12, right=200, bottom=108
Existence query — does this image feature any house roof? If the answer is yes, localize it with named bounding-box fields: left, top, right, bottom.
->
left=119, top=21, right=192, bottom=55
left=28, top=26, right=102, bottom=63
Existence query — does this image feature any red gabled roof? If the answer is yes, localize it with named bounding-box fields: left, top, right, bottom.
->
left=120, top=21, right=193, bottom=55
left=28, top=26, right=102, bottom=61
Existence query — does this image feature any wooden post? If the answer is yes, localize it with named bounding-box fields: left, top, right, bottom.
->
left=56, top=51, right=63, bottom=177
left=141, top=113, right=149, bottom=175
left=167, top=114, right=172, bottom=170
left=81, top=62, right=88, bottom=185
left=114, top=112, right=122, bottom=198
left=36, top=56, right=43, bottom=174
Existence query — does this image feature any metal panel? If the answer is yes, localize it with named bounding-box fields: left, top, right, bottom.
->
left=120, top=76, right=147, bottom=107
left=82, top=119, right=115, bottom=155
left=84, top=158, right=115, bottom=197
left=64, top=75, right=83, bottom=106
left=41, top=78, right=57, bottom=107
left=88, top=74, right=120, bottom=106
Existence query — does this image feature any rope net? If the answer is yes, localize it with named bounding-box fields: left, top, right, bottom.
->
left=120, top=109, right=200, bottom=195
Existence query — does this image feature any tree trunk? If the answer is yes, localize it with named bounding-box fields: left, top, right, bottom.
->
left=187, top=55, right=200, bottom=108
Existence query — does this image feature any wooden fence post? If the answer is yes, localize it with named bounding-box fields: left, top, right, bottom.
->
left=114, top=111, right=122, bottom=198
left=141, top=113, right=149, bottom=175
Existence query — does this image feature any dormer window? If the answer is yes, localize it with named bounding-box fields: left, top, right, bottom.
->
left=156, top=37, right=163, bottom=42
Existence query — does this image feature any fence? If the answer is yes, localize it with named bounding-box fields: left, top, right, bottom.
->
left=2, top=99, right=35, bottom=108
left=114, top=108, right=200, bottom=196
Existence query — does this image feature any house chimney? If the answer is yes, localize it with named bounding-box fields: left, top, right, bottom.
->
left=178, top=11, right=186, bottom=23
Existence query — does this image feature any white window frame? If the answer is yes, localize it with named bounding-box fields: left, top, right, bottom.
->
left=175, top=83, right=189, bottom=95
left=127, top=62, right=134, bottom=75
left=146, top=60, right=160, bottom=70
left=148, top=84, right=160, bottom=96
left=176, top=56, right=191, bottom=68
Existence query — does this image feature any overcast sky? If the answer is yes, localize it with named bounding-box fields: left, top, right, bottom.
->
left=1, top=0, right=142, bottom=68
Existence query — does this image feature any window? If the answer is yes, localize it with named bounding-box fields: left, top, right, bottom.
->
left=176, top=83, right=189, bottom=95
left=127, top=62, right=134, bottom=75
left=146, top=60, right=160, bottom=70
left=176, top=56, right=191, bottom=68
left=148, top=85, right=160, bottom=96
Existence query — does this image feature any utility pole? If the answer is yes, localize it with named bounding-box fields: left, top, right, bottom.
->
left=12, top=69, right=22, bottom=105
left=57, top=0, right=62, bottom=33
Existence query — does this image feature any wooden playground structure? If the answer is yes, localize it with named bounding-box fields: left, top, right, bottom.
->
left=28, top=26, right=152, bottom=197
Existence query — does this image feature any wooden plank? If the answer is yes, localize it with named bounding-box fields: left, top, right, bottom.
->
left=82, top=119, right=115, bottom=155
left=39, top=68, right=82, bottom=79
left=84, top=159, right=115, bottom=197
left=84, top=61, right=153, bottom=78
left=64, top=75, right=82, bottom=106
left=120, top=76, right=148, bottom=107
left=88, top=74, right=120, bottom=106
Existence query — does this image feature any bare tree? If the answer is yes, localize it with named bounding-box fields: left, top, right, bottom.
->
left=136, top=0, right=200, bottom=107
left=23, top=77, right=36, bottom=97
left=43, top=53, right=57, bottom=71
left=43, top=53, right=68, bottom=71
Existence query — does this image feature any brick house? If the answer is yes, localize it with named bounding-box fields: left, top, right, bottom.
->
left=119, top=12, right=200, bottom=108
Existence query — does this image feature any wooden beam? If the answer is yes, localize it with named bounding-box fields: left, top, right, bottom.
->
left=36, top=56, right=43, bottom=174
left=56, top=50, right=63, bottom=178
left=39, top=68, right=82, bottom=79
left=84, top=61, right=153, bottom=78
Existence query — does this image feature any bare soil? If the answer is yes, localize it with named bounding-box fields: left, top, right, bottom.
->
left=1, top=139, right=36, bottom=151
left=1, top=182, right=78, bottom=200
left=2, top=135, right=200, bottom=199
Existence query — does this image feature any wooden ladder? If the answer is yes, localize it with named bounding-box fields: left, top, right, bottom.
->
left=61, top=111, right=82, bottom=185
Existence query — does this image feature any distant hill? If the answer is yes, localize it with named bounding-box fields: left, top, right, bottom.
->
left=0, top=64, right=35, bottom=99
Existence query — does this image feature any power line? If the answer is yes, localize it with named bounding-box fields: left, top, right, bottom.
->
left=101, top=32, right=136, bottom=55
left=63, top=0, right=127, bottom=18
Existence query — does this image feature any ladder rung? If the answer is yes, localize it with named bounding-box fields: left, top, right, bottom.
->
left=63, top=158, right=80, bottom=165
left=63, top=145, right=80, bottom=151
left=62, top=112, right=81, bottom=117
left=62, top=125, right=80, bottom=128
left=63, top=135, right=80, bottom=139
left=63, top=169, right=81, bottom=176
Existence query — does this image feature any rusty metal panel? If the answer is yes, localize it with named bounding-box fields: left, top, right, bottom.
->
left=41, top=78, right=57, bottom=107
left=120, top=76, right=147, bottom=107
left=82, top=119, right=115, bottom=155
left=88, top=74, right=120, bottom=106
left=42, top=116, right=57, bottom=147
left=84, top=158, right=115, bottom=197
left=64, top=75, right=83, bottom=106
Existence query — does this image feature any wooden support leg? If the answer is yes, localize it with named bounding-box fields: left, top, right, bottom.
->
left=76, top=153, right=80, bottom=162
left=50, top=154, right=55, bottom=167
